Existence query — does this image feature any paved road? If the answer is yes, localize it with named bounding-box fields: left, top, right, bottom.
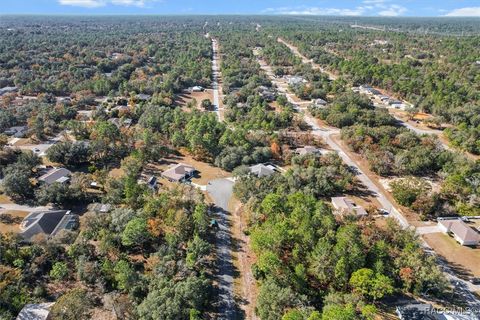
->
left=207, top=178, right=235, bottom=320
left=278, top=37, right=337, bottom=81
left=13, top=130, right=65, bottom=156
left=265, top=42, right=480, bottom=311
left=279, top=38, right=456, bottom=152
left=211, top=38, right=222, bottom=120
left=0, top=203, right=51, bottom=213
left=256, top=49, right=409, bottom=228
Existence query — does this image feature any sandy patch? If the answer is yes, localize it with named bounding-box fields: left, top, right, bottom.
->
left=0, top=210, right=29, bottom=233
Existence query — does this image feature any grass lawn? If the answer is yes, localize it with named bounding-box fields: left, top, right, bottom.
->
left=423, top=232, right=480, bottom=278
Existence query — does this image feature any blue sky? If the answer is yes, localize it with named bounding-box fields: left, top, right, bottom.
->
left=2, top=0, right=480, bottom=16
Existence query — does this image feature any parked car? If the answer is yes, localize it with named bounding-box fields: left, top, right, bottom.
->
left=379, top=208, right=389, bottom=215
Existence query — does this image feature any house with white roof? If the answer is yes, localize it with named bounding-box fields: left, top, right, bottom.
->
left=331, top=197, right=368, bottom=216
left=161, top=163, right=196, bottom=182
left=248, top=163, right=277, bottom=178
left=438, top=219, right=480, bottom=246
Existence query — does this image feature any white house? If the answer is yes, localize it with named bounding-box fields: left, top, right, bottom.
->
left=438, top=219, right=480, bottom=246
left=331, top=197, right=368, bottom=216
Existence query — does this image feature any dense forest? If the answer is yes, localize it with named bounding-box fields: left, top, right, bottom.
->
left=0, top=15, right=479, bottom=320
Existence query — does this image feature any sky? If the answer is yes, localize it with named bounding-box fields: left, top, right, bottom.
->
left=2, top=0, right=480, bottom=17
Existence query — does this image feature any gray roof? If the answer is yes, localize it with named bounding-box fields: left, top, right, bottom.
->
left=438, top=220, right=480, bottom=244
left=331, top=197, right=367, bottom=216
left=136, top=93, right=151, bottom=100
left=249, top=164, right=276, bottom=177
left=0, top=86, right=18, bottom=96
left=162, top=163, right=196, bottom=182
left=16, top=303, right=54, bottom=320
left=295, top=146, right=321, bottom=156
left=38, top=168, right=71, bottom=185
left=20, top=210, right=70, bottom=241
left=50, top=213, right=79, bottom=237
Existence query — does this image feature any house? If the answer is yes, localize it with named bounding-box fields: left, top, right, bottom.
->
left=287, top=76, right=307, bottom=86
left=0, top=86, right=18, bottom=96
left=396, top=304, right=435, bottom=320
left=313, top=98, right=327, bottom=107
left=294, top=146, right=322, bottom=156
left=331, top=197, right=368, bottom=216
left=56, top=96, right=71, bottom=103
left=359, top=85, right=380, bottom=95
left=16, top=302, right=54, bottom=320
left=378, top=95, right=390, bottom=102
left=112, top=105, right=130, bottom=113
left=438, top=219, right=480, bottom=246
left=123, top=118, right=133, bottom=128
left=88, top=203, right=112, bottom=214
left=136, top=93, right=151, bottom=101
left=4, top=125, right=28, bottom=138
left=258, top=86, right=276, bottom=102
left=19, top=210, right=78, bottom=241
left=38, top=168, right=71, bottom=185
left=191, top=86, right=205, bottom=92
left=248, top=163, right=277, bottom=178
left=161, top=163, right=196, bottom=182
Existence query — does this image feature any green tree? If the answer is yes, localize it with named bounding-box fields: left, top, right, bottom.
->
left=114, top=260, right=137, bottom=291
left=50, top=288, right=92, bottom=320
left=121, top=217, right=151, bottom=248
left=50, top=261, right=69, bottom=281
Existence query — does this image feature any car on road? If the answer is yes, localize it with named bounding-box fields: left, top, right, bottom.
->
left=469, top=278, right=480, bottom=285
left=379, top=208, right=389, bottom=215
left=33, top=148, right=40, bottom=153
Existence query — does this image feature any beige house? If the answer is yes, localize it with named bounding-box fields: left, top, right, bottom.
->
left=294, top=146, right=322, bottom=156
left=331, top=197, right=368, bottom=216
left=438, top=219, right=480, bottom=246
left=161, top=163, right=196, bottom=182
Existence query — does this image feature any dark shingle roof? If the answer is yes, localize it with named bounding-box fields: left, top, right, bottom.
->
left=20, top=210, right=70, bottom=241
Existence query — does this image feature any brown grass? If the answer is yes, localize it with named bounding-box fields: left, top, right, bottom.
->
left=175, top=90, right=213, bottom=111
left=0, top=194, right=14, bottom=204
left=0, top=210, right=29, bottom=233
left=423, top=232, right=480, bottom=277
left=146, top=151, right=229, bottom=186
left=229, top=199, right=258, bottom=320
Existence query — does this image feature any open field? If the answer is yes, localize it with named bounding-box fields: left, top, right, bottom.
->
left=175, top=90, right=213, bottom=111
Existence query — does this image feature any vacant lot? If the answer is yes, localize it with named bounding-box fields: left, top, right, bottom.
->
left=175, top=90, right=213, bottom=111
left=423, top=232, right=480, bottom=278
left=0, top=210, right=29, bottom=233
left=146, top=152, right=230, bottom=186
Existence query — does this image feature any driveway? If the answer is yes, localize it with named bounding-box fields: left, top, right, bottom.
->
left=207, top=178, right=235, bottom=320
left=0, top=203, right=51, bottom=213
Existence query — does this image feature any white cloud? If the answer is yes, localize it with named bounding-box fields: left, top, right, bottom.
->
left=263, top=3, right=408, bottom=17
left=263, top=6, right=365, bottom=16
left=59, top=0, right=152, bottom=8
left=363, top=0, right=387, bottom=4
left=59, top=0, right=106, bottom=7
left=445, top=7, right=480, bottom=17
left=378, top=4, right=407, bottom=16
